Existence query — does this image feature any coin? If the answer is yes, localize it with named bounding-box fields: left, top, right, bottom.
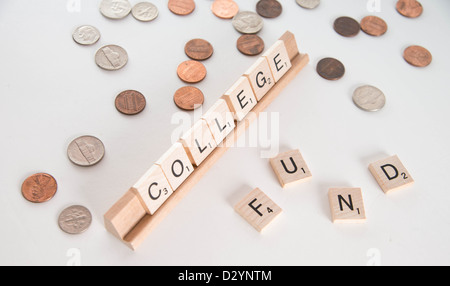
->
left=353, top=85, right=386, bottom=112
left=132, top=2, right=158, bottom=22
left=396, top=0, right=423, bottom=18
left=296, top=0, right=320, bottom=9
left=360, top=16, right=388, bottom=37
left=21, top=173, right=57, bottom=203
left=185, top=39, right=214, bottom=61
left=174, top=86, right=204, bottom=110
left=334, top=16, right=360, bottom=37
left=177, top=60, right=207, bottom=83
left=237, top=35, right=265, bottom=56
left=316, top=58, right=345, bottom=81
left=95, top=45, right=128, bottom=71
left=67, top=136, right=105, bottom=167
left=115, top=90, right=146, bottom=115
left=72, top=25, right=101, bottom=46
left=232, top=11, right=264, bottom=34
left=58, top=205, right=92, bottom=235
left=211, top=0, right=239, bottom=19
left=100, top=0, right=132, bottom=20
left=256, top=0, right=282, bottom=19
left=168, top=0, right=195, bottom=16
left=403, top=45, right=432, bottom=67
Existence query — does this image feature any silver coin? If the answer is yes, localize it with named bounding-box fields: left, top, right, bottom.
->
left=72, top=25, right=101, bottom=46
left=58, top=205, right=92, bottom=235
left=352, top=85, right=386, bottom=112
left=95, top=45, right=128, bottom=71
left=67, top=135, right=105, bottom=167
left=296, top=0, right=320, bottom=9
left=232, top=11, right=264, bottom=34
left=100, top=0, right=132, bottom=20
left=132, top=2, right=158, bottom=22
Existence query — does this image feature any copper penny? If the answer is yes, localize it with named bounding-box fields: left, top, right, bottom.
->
left=211, top=0, right=239, bottom=19
left=21, top=173, right=58, bottom=203
left=177, top=60, right=207, bottom=83
left=237, top=35, right=265, bottom=56
left=115, top=90, right=146, bottom=115
left=334, top=16, right=360, bottom=37
left=256, top=0, right=282, bottom=19
left=403, top=45, right=432, bottom=67
left=316, top=58, right=345, bottom=81
left=185, top=39, right=214, bottom=61
left=174, top=86, right=204, bottom=110
left=360, top=16, right=388, bottom=37
left=168, top=0, right=195, bottom=16
left=396, top=0, right=423, bottom=18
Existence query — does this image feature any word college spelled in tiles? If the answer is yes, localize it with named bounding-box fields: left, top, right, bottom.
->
left=369, top=155, right=414, bottom=194
left=270, top=149, right=312, bottom=188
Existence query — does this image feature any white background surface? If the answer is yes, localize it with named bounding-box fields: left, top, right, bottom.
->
left=1, top=0, right=450, bottom=266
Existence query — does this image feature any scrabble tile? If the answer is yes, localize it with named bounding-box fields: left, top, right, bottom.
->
left=222, top=77, right=257, bottom=122
left=244, top=57, right=275, bottom=101
left=263, top=40, right=292, bottom=82
left=269, top=149, right=312, bottom=188
left=132, top=165, right=174, bottom=215
left=234, top=188, right=282, bottom=232
left=328, top=188, right=366, bottom=223
left=369, top=155, right=414, bottom=194
left=180, top=120, right=217, bottom=166
left=155, top=142, right=194, bottom=190
left=201, top=99, right=235, bottom=144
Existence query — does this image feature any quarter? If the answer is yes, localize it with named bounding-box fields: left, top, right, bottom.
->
left=100, top=0, right=132, bottom=20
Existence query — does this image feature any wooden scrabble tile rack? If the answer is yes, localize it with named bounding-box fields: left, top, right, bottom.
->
left=104, top=31, right=310, bottom=250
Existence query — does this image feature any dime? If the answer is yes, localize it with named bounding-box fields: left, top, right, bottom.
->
left=67, top=136, right=105, bottom=167
left=360, top=16, right=388, bottom=37
left=95, top=45, right=128, bottom=71
left=99, top=0, right=132, bottom=20
left=296, top=0, right=320, bottom=9
left=174, top=86, right=204, bottom=110
left=132, top=2, right=158, bottom=22
left=334, top=16, right=360, bottom=37
left=232, top=11, right=264, bottom=34
left=316, top=58, right=345, bottom=81
left=21, top=173, right=57, bottom=203
left=72, top=25, right=101, bottom=46
left=237, top=35, right=265, bottom=56
left=177, top=60, right=207, bottom=83
left=168, top=0, right=195, bottom=16
left=58, top=205, right=92, bottom=235
left=403, top=45, right=432, bottom=67
left=115, top=90, right=147, bottom=115
left=396, top=0, right=423, bottom=18
left=185, top=39, right=214, bottom=61
left=211, top=0, right=239, bottom=19
left=256, top=0, right=282, bottom=19
left=353, top=85, right=386, bottom=112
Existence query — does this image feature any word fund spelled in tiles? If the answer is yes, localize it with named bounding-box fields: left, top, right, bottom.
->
left=270, top=149, right=312, bottom=188
left=369, top=155, right=414, bottom=194
left=328, top=188, right=367, bottom=223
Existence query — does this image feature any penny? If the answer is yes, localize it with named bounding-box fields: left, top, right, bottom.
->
left=232, top=11, right=264, bottom=34
left=360, top=16, right=388, bottom=37
left=185, top=39, right=214, bottom=61
left=396, top=0, right=423, bottom=18
left=115, top=90, right=146, bottom=115
left=334, top=16, right=360, bottom=37
left=95, top=45, right=128, bottom=71
left=58, top=205, right=92, bottom=235
left=72, top=25, right=101, bottom=46
left=99, top=0, right=132, bottom=20
left=21, top=173, right=57, bottom=203
left=168, top=0, right=195, bottom=16
left=316, top=58, right=345, bottom=81
left=177, top=60, right=207, bottom=83
left=67, top=136, right=105, bottom=167
left=237, top=35, right=265, bottom=56
left=403, top=45, right=432, bottom=67
left=256, top=0, right=282, bottom=19
left=296, top=0, right=320, bottom=9
left=353, top=85, right=386, bottom=112
left=211, top=0, right=239, bottom=19
left=174, top=86, right=204, bottom=110
left=132, top=2, right=158, bottom=22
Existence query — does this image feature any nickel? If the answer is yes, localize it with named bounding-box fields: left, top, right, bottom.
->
left=316, top=58, right=345, bottom=81
left=403, top=45, right=432, bottom=67
left=256, top=0, right=282, bottom=19
left=132, top=2, right=159, bottom=22
left=21, top=173, right=57, bottom=203
left=95, top=45, right=128, bottom=71
left=58, top=205, right=92, bottom=235
left=67, top=136, right=105, bottom=167
left=100, top=0, right=132, bottom=20
left=72, top=25, right=101, bottom=46
left=353, top=85, right=386, bottom=112
left=115, top=90, right=147, bottom=115
left=174, top=86, right=204, bottom=110
left=232, top=11, right=264, bottom=34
